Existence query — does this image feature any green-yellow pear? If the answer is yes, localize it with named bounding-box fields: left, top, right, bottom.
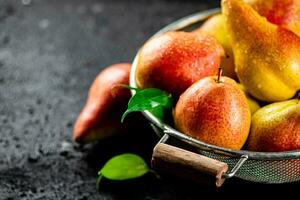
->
left=237, top=84, right=260, bottom=114
left=194, top=14, right=237, bottom=79
left=245, top=0, right=300, bottom=37
left=222, top=0, right=300, bottom=102
left=247, top=99, right=300, bottom=152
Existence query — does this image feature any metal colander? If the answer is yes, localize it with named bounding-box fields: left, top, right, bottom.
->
left=201, top=151, right=300, bottom=183
left=130, top=8, right=300, bottom=184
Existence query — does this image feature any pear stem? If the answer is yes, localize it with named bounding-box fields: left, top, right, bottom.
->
left=217, top=67, right=223, bottom=83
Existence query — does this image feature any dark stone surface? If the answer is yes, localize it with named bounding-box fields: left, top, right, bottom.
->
left=0, top=0, right=299, bottom=199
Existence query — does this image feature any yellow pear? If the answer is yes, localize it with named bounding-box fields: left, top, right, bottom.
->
left=222, top=0, right=300, bottom=102
left=237, top=84, right=260, bottom=114
left=194, top=14, right=236, bottom=79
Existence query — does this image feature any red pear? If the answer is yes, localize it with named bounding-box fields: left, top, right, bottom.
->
left=245, top=0, right=300, bottom=37
left=73, top=63, right=131, bottom=143
left=174, top=73, right=251, bottom=150
left=136, top=31, right=224, bottom=98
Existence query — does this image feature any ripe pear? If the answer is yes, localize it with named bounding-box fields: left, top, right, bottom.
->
left=222, top=0, right=300, bottom=102
left=136, top=31, right=224, bottom=98
left=195, top=14, right=236, bottom=79
left=245, top=0, right=300, bottom=37
left=73, top=63, right=131, bottom=143
left=174, top=72, right=251, bottom=150
left=247, top=99, right=300, bottom=152
left=237, top=84, right=260, bottom=114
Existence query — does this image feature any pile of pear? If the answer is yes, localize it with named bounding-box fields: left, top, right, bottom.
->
left=136, top=0, right=300, bottom=152
left=73, top=0, right=300, bottom=153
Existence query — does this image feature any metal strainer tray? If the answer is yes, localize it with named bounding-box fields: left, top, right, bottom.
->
left=129, top=8, right=300, bottom=186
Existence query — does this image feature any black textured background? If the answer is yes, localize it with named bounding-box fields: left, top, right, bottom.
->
left=0, top=0, right=299, bottom=199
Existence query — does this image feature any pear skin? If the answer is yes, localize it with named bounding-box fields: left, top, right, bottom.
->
left=136, top=31, right=224, bottom=98
left=222, top=0, right=300, bottom=102
left=245, top=0, right=300, bottom=37
left=73, top=63, right=131, bottom=143
left=237, top=84, right=260, bottom=114
left=247, top=99, right=300, bottom=152
left=195, top=14, right=237, bottom=79
left=174, top=76, right=251, bottom=150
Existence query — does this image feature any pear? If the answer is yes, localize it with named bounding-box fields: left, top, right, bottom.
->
left=136, top=31, right=224, bottom=98
left=237, top=84, right=260, bottom=114
left=245, top=0, right=300, bottom=37
left=195, top=14, right=236, bottom=79
left=222, top=0, right=300, bottom=102
left=174, top=70, right=251, bottom=150
left=247, top=99, right=300, bottom=152
left=73, top=63, right=131, bottom=143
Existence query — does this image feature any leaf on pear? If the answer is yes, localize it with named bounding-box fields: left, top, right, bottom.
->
left=121, top=87, right=173, bottom=122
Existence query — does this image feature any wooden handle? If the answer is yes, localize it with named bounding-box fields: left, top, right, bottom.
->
left=152, top=143, right=228, bottom=187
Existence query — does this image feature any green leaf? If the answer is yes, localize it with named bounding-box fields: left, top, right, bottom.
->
left=121, top=87, right=173, bottom=122
left=148, top=106, right=164, bottom=121
left=98, top=153, right=149, bottom=181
